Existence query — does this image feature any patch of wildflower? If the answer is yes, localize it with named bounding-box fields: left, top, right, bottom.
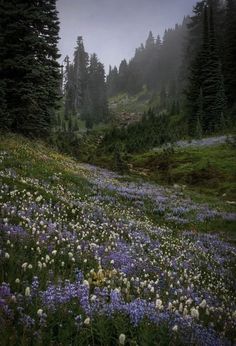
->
left=0, top=142, right=235, bottom=345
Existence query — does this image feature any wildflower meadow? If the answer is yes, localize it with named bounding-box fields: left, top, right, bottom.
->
left=0, top=136, right=235, bottom=345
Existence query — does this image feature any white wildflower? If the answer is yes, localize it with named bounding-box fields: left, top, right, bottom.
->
left=37, top=309, right=43, bottom=317
left=179, top=303, right=183, bottom=312
left=22, top=262, right=28, bottom=270
left=25, top=287, right=31, bottom=297
left=191, top=307, right=199, bottom=319
left=119, top=334, right=126, bottom=345
left=11, top=295, right=17, bottom=303
left=45, top=255, right=50, bottom=263
left=199, top=299, right=207, bottom=309
left=84, top=317, right=90, bottom=325
left=172, top=325, right=178, bottom=332
left=186, top=298, right=193, bottom=306
left=83, top=280, right=90, bottom=287
left=156, top=299, right=163, bottom=310
left=36, top=195, right=43, bottom=203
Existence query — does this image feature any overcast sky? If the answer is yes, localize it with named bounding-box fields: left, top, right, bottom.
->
left=57, top=0, right=197, bottom=73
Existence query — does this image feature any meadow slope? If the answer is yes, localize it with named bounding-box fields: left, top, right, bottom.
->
left=0, top=135, right=236, bottom=345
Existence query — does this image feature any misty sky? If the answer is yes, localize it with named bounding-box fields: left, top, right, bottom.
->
left=57, top=0, right=197, bottom=73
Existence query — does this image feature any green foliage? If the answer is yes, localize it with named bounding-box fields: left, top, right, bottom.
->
left=186, top=2, right=228, bottom=136
left=113, top=146, right=128, bottom=174
left=63, top=39, right=109, bottom=130
left=130, top=143, right=236, bottom=198
left=101, top=109, right=184, bottom=155
left=223, top=0, right=236, bottom=109
left=0, top=0, right=61, bottom=137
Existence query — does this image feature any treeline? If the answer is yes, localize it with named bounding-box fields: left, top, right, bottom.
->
left=107, top=22, right=186, bottom=103
left=58, top=37, right=109, bottom=131
left=0, top=2, right=109, bottom=138
left=107, top=0, right=236, bottom=138
left=0, top=0, right=61, bottom=137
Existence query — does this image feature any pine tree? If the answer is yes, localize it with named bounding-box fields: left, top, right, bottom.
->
left=64, top=56, right=75, bottom=119
left=145, top=31, right=155, bottom=49
left=107, top=66, right=119, bottom=96
left=186, top=3, right=226, bottom=135
left=0, top=0, right=61, bottom=137
left=118, top=59, right=129, bottom=91
left=195, top=88, right=204, bottom=138
left=73, top=36, right=89, bottom=116
left=223, top=0, right=236, bottom=110
left=186, top=4, right=209, bottom=135
left=85, top=54, right=108, bottom=128
left=156, top=35, right=162, bottom=48
left=202, top=5, right=226, bottom=132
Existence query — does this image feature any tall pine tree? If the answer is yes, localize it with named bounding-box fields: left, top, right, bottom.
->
left=186, top=2, right=226, bottom=135
left=85, top=54, right=108, bottom=128
left=202, top=4, right=226, bottom=132
left=0, top=0, right=61, bottom=137
left=223, top=0, right=236, bottom=111
left=73, top=36, right=89, bottom=117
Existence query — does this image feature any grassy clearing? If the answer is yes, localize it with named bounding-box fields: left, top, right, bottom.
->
left=130, top=144, right=236, bottom=200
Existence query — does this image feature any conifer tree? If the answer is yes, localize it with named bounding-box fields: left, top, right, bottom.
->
left=223, top=0, right=236, bottom=110
left=186, top=3, right=226, bottom=135
left=202, top=5, right=226, bottom=132
left=145, top=31, right=155, bottom=49
left=118, top=60, right=129, bottom=91
left=85, top=54, right=108, bottom=128
left=0, top=0, right=61, bottom=137
left=186, top=3, right=208, bottom=135
left=107, top=66, right=119, bottom=96
left=64, top=56, right=75, bottom=119
left=73, top=36, right=89, bottom=116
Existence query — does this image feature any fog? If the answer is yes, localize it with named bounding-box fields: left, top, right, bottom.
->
left=57, top=0, right=197, bottom=72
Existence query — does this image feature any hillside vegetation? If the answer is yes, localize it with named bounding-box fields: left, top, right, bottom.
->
left=0, top=134, right=236, bottom=345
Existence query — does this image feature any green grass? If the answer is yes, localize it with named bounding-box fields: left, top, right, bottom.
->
left=131, top=144, right=236, bottom=199
left=0, top=133, right=92, bottom=197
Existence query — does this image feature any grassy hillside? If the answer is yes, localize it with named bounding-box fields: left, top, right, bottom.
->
left=130, top=144, right=236, bottom=197
left=0, top=134, right=235, bottom=345
left=84, top=134, right=236, bottom=193
left=109, top=90, right=151, bottom=116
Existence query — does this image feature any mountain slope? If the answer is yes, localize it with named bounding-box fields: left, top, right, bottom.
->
left=0, top=134, right=235, bottom=345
